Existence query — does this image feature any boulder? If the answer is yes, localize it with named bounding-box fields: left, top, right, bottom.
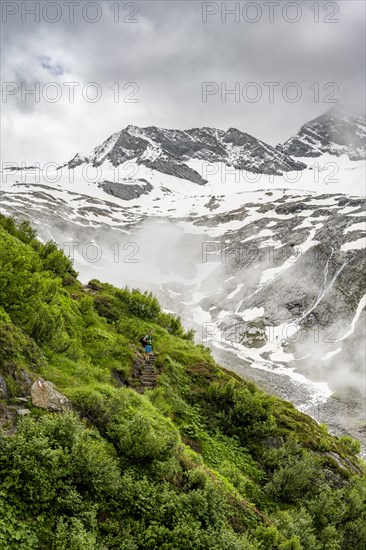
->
left=16, top=408, right=31, bottom=416
left=31, top=378, right=71, bottom=412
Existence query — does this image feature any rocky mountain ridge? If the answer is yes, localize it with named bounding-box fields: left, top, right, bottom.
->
left=64, top=108, right=365, bottom=187
left=277, top=107, right=366, bottom=161
left=1, top=106, right=365, bottom=451
left=66, top=123, right=307, bottom=183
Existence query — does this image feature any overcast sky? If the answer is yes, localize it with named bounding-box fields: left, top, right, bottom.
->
left=1, top=0, right=365, bottom=164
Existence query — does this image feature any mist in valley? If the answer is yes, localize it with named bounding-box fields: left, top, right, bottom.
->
left=47, top=216, right=365, bottom=414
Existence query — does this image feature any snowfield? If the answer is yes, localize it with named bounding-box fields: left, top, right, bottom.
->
left=1, top=113, right=365, bottom=449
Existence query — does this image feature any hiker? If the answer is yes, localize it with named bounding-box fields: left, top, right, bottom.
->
left=141, top=330, right=154, bottom=362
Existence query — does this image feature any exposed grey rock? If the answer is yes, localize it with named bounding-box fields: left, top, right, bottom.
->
left=112, top=369, right=125, bottom=386
left=15, top=407, right=31, bottom=416
left=322, top=451, right=363, bottom=475
left=20, top=370, right=32, bottom=390
left=0, top=404, right=17, bottom=434
left=204, top=196, right=221, bottom=211
left=274, top=202, right=310, bottom=215
left=2, top=108, right=366, bottom=453
left=31, top=378, right=71, bottom=412
left=278, top=107, right=365, bottom=160
left=264, top=436, right=284, bottom=449
left=139, top=157, right=207, bottom=185
left=99, top=180, right=153, bottom=200
left=66, top=123, right=306, bottom=184
left=0, top=375, right=8, bottom=400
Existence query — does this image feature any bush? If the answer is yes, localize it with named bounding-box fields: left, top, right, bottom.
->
left=105, top=392, right=180, bottom=463
left=0, top=215, right=37, bottom=244
left=206, top=381, right=275, bottom=443
left=274, top=508, right=320, bottom=550
left=0, top=412, right=120, bottom=500
left=116, top=288, right=161, bottom=320
left=340, top=435, right=361, bottom=455
left=53, top=517, right=97, bottom=550
left=0, top=413, right=121, bottom=546
left=0, top=499, right=39, bottom=549
left=265, top=446, right=320, bottom=503
left=93, top=293, right=121, bottom=322
left=183, top=328, right=196, bottom=342
left=40, top=240, right=77, bottom=279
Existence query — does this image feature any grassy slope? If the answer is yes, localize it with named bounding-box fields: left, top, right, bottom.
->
left=0, top=215, right=365, bottom=550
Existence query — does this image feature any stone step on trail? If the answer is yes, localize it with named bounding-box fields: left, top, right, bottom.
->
left=137, top=354, right=158, bottom=393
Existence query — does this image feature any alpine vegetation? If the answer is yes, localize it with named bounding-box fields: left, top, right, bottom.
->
left=0, top=215, right=365, bottom=549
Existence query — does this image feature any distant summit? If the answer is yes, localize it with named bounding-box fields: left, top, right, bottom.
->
left=65, top=108, right=365, bottom=184
left=277, top=107, right=366, bottom=161
left=67, top=125, right=306, bottom=184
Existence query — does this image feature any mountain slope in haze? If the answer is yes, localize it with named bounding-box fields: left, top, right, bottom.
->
left=1, top=107, right=365, bottom=457
left=0, top=215, right=365, bottom=549
left=277, top=107, right=366, bottom=161
left=66, top=124, right=307, bottom=184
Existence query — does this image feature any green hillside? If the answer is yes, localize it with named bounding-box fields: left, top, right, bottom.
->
left=0, top=214, right=365, bottom=550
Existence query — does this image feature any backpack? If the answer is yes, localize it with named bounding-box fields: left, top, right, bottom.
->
left=140, top=337, right=146, bottom=346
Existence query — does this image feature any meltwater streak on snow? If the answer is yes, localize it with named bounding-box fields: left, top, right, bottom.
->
left=335, top=295, right=366, bottom=342
left=232, top=227, right=319, bottom=317
left=227, top=284, right=244, bottom=299
left=321, top=348, right=342, bottom=361
left=295, top=248, right=350, bottom=327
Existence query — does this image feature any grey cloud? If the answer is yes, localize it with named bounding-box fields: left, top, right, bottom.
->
left=1, top=0, right=365, bottom=164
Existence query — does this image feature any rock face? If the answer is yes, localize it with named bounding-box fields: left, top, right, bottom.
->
left=2, top=106, right=365, bottom=450
left=0, top=374, right=9, bottom=400
left=239, top=321, right=267, bottom=348
left=99, top=180, right=153, bottom=200
left=277, top=107, right=366, bottom=160
left=66, top=124, right=306, bottom=183
left=31, top=378, right=71, bottom=412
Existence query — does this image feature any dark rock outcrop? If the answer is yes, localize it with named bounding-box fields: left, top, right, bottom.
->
left=99, top=180, right=153, bottom=200
left=66, top=124, right=306, bottom=184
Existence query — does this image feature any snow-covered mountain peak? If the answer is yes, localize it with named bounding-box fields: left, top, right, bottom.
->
left=278, top=107, right=366, bottom=161
left=66, top=123, right=307, bottom=183
left=2, top=107, right=366, bottom=451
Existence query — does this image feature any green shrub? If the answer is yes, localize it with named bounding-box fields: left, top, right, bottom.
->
left=265, top=455, right=319, bottom=503
left=0, top=499, right=39, bottom=549
left=255, top=524, right=280, bottom=549
left=53, top=517, right=97, bottom=550
left=274, top=508, right=320, bottom=550
left=264, top=443, right=321, bottom=503
left=1, top=215, right=365, bottom=550
left=340, top=435, right=361, bottom=455
left=40, top=240, right=77, bottom=278
left=0, top=412, right=122, bottom=546
left=279, top=535, right=302, bottom=550
left=105, top=392, right=180, bottom=463
left=206, top=380, right=275, bottom=443
left=93, top=293, right=121, bottom=322
left=115, top=287, right=161, bottom=320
